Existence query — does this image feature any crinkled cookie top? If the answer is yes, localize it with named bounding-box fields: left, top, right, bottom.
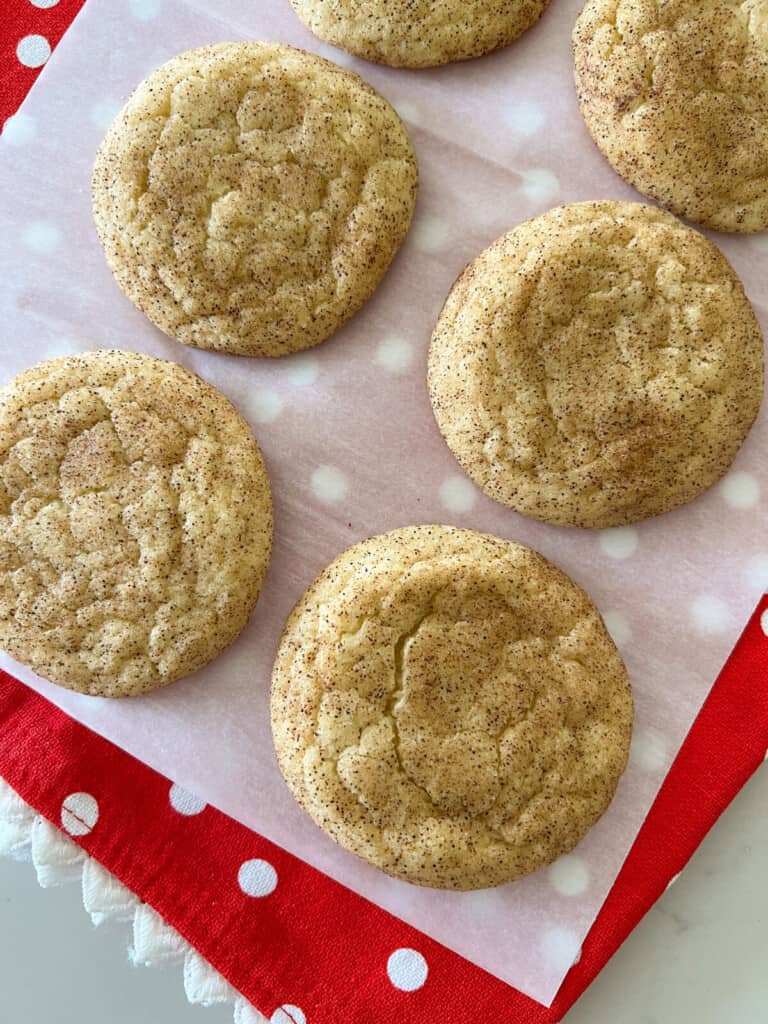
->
left=93, top=43, right=417, bottom=356
left=271, top=525, right=632, bottom=890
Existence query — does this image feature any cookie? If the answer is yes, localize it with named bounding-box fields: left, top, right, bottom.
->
left=0, top=350, right=272, bottom=697
left=271, top=525, right=632, bottom=890
left=92, top=43, right=417, bottom=357
left=428, top=201, right=764, bottom=529
left=289, top=0, right=550, bottom=68
left=573, top=0, right=768, bottom=232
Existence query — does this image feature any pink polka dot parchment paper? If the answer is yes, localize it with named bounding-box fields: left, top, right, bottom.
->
left=1, top=0, right=766, bottom=1008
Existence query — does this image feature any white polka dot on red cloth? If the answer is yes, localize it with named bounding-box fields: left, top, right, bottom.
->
left=61, top=792, right=99, bottom=837
left=3, top=112, right=37, bottom=145
left=548, top=854, right=590, bottom=896
left=521, top=168, right=559, bottom=205
left=375, top=335, right=414, bottom=373
left=22, top=219, right=61, bottom=254
left=720, top=471, right=759, bottom=509
left=665, top=871, right=682, bottom=890
left=541, top=927, right=581, bottom=971
left=129, top=0, right=162, bottom=19
left=270, top=1006, right=305, bottom=1024
left=439, top=474, right=478, bottom=514
left=689, top=593, right=731, bottom=634
left=412, top=216, right=450, bottom=253
left=387, top=948, right=428, bottom=991
left=760, top=608, right=768, bottom=637
left=238, top=859, right=278, bottom=897
left=630, top=727, right=667, bottom=773
left=169, top=783, right=206, bottom=816
left=17, top=34, right=51, bottom=68
left=29, top=0, right=60, bottom=7
left=599, top=527, right=638, bottom=560
left=311, top=464, right=349, bottom=504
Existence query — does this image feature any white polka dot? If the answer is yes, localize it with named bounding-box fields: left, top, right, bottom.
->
left=317, top=43, right=354, bottom=67
left=90, top=99, right=122, bottom=130
left=690, top=593, right=732, bottom=634
left=541, top=928, right=582, bottom=971
left=602, top=610, right=631, bottom=648
left=764, top=747, right=768, bottom=762
left=375, top=336, right=414, bottom=373
left=129, top=0, right=161, bottom=19
left=760, top=608, right=768, bottom=637
left=521, top=168, right=560, bottom=206
left=393, top=101, right=421, bottom=126
left=439, top=474, right=478, bottom=514
left=169, top=783, right=206, bottom=816
left=61, top=792, right=99, bottom=837
left=665, top=871, right=681, bottom=890
left=504, top=99, right=545, bottom=138
left=387, top=948, right=428, bottom=991
left=599, top=527, right=638, bottom=560
left=29, top=0, right=60, bottom=7
left=282, top=352, right=319, bottom=386
left=22, top=219, right=61, bottom=255
left=16, top=34, right=51, bottom=68
left=311, top=464, right=349, bottom=504
left=245, top=389, right=283, bottom=424
left=238, top=859, right=278, bottom=898
left=2, top=112, right=36, bottom=145
left=720, top=471, right=759, bottom=509
left=548, top=855, right=590, bottom=896
left=745, top=554, right=768, bottom=592
left=630, top=727, right=667, bottom=773
left=271, top=1006, right=305, bottom=1024
left=749, top=234, right=768, bottom=254
left=412, top=216, right=450, bottom=253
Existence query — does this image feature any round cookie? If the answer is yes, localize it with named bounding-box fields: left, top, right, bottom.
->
left=573, top=0, right=768, bottom=232
left=0, top=350, right=273, bottom=697
left=92, top=43, right=417, bottom=357
left=271, top=525, right=632, bottom=890
left=428, top=201, right=764, bottom=529
left=289, top=0, right=550, bottom=69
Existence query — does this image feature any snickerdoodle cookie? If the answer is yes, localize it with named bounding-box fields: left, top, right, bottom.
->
left=573, top=0, right=768, bottom=232
left=0, top=350, right=272, bottom=697
left=93, top=43, right=417, bottom=356
left=271, top=525, right=632, bottom=889
left=428, top=201, right=763, bottom=528
left=289, top=0, right=550, bottom=68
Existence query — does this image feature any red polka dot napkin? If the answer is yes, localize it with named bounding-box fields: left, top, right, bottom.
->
left=2, top=2, right=768, bottom=1021
left=0, top=599, right=766, bottom=1023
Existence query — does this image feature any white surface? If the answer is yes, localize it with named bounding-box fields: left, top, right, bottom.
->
left=0, top=764, right=765, bottom=1022
left=2, top=0, right=768, bottom=1006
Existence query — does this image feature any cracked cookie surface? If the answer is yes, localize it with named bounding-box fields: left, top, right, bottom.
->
left=428, top=201, right=764, bottom=528
left=270, top=525, right=632, bottom=889
left=0, top=350, right=273, bottom=697
left=289, top=0, right=550, bottom=68
left=92, top=42, right=417, bottom=356
left=573, top=0, right=768, bottom=232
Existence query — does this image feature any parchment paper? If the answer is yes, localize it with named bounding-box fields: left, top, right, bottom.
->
left=1, top=0, right=766, bottom=1007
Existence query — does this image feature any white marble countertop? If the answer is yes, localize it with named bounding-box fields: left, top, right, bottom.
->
left=1, top=763, right=766, bottom=1023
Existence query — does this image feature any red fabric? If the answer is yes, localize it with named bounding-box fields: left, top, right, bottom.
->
left=1, top=1, right=86, bottom=125
left=1, top=6, right=768, bottom=1021
left=0, top=599, right=766, bottom=1022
